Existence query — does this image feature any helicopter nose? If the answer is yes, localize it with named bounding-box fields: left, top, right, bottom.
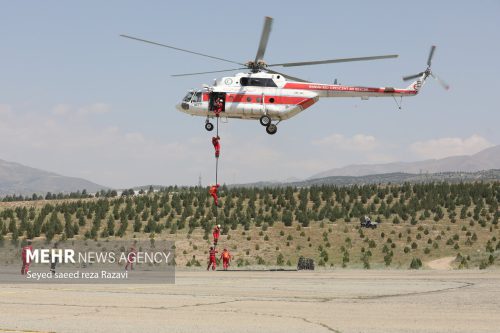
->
left=176, top=102, right=189, bottom=112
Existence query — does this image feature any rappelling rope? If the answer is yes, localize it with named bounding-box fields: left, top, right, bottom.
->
left=215, top=116, right=219, bottom=185
left=214, top=116, right=220, bottom=225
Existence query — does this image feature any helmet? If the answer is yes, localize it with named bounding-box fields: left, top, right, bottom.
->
left=217, top=224, right=221, bottom=228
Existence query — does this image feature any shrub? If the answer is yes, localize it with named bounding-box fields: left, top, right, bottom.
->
left=276, top=253, right=285, bottom=266
left=409, top=258, right=422, bottom=269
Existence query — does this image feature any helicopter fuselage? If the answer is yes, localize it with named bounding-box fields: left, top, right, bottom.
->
left=176, top=72, right=420, bottom=122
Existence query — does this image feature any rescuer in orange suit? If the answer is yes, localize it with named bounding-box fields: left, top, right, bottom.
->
left=209, top=184, right=220, bottom=206
left=213, top=224, right=221, bottom=246
left=220, top=248, right=232, bottom=270
left=207, top=246, right=218, bottom=271
left=21, top=240, right=33, bottom=275
left=125, top=244, right=137, bottom=271
left=212, top=136, right=221, bottom=158
left=214, top=98, right=223, bottom=117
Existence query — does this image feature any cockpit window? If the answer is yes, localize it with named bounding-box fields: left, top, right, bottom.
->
left=183, top=91, right=194, bottom=102
left=240, top=77, right=277, bottom=87
left=192, top=92, right=202, bottom=103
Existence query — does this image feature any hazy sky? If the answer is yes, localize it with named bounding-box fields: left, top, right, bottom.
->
left=1, top=1, right=499, bottom=188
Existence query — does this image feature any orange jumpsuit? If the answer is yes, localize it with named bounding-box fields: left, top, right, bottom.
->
left=207, top=248, right=218, bottom=270
left=209, top=185, right=220, bottom=206
left=213, top=226, right=220, bottom=246
left=212, top=136, right=220, bottom=158
left=220, top=250, right=231, bottom=270
left=21, top=245, right=33, bottom=275
left=125, top=247, right=136, bottom=271
left=214, top=99, right=223, bottom=117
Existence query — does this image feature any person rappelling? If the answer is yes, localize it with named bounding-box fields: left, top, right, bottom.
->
left=213, top=224, right=221, bottom=246
left=212, top=136, right=221, bottom=158
left=209, top=184, right=220, bottom=206
left=214, top=98, right=223, bottom=117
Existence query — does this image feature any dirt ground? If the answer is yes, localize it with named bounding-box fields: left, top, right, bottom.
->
left=426, top=256, right=455, bottom=270
left=0, top=269, right=499, bottom=333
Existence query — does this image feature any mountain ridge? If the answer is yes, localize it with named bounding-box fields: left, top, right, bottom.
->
left=0, top=158, right=108, bottom=196
left=310, top=145, right=500, bottom=179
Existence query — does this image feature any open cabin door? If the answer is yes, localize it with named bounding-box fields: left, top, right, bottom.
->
left=209, top=92, right=227, bottom=114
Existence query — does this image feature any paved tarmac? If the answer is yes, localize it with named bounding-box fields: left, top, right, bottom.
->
left=0, top=269, right=499, bottom=333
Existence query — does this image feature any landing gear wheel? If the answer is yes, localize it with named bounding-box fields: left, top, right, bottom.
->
left=259, top=115, right=271, bottom=127
left=205, top=122, right=214, bottom=131
left=266, top=123, right=278, bottom=135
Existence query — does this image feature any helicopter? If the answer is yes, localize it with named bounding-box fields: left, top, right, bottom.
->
left=121, top=17, right=448, bottom=135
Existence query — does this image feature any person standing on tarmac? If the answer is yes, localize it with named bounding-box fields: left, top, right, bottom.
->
left=207, top=246, right=218, bottom=271
left=212, top=136, right=221, bottom=158
left=220, top=248, right=232, bottom=271
left=49, top=242, right=58, bottom=274
left=125, top=244, right=137, bottom=271
left=21, top=240, right=33, bottom=275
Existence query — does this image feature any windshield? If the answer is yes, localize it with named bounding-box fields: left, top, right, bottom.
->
left=192, top=91, right=202, bottom=103
left=183, top=91, right=194, bottom=102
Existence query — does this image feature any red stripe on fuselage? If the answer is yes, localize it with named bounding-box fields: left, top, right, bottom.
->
left=202, top=92, right=314, bottom=105
left=283, top=83, right=416, bottom=95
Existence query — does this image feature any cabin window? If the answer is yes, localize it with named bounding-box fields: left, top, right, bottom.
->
left=269, top=97, right=275, bottom=103
left=246, top=97, right=252, bottom=102
left=240, top=77, right=277, bottom=87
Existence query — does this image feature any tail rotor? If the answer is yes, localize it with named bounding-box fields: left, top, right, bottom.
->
left=403, top=45, right=449, bottom=90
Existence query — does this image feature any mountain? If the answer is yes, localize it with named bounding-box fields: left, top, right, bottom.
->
left=310, top=145, right=500, bottom=179
left=0, top=159, right=108, bottom=196
left=231, top=170, right=500, bottom=188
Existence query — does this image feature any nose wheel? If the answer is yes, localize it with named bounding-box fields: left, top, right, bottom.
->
left=205, top=121, right=214, bottom=131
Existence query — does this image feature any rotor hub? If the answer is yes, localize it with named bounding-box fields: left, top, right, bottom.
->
left=245, top=60, right=268, bottom=72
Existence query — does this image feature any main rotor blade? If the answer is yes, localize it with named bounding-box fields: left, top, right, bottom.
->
left=431, top=73, right=450, bottom=90
left=266, top=69, right=310, bottom=83
left=268, top=54, right=398, bottom=67
left=427, top=45, right=436, bottom=67
left=402, top=72, right=424, bottom=81
left=254, top=16, right=273, bottom=63
left=267, top=54, right=398, bottom=68
left=120, top=34, right=245, bottom=66
left=171, top=68, right=248, bottom=77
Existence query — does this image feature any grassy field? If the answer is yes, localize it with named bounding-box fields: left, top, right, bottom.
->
left=0, top=182, right=498, bottom=269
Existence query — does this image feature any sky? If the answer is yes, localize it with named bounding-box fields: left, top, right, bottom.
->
left=1, top=1, right=499, bottom=188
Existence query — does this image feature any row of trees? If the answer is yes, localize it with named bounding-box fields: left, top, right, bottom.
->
left=0, top=182, right=498, bottom=242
